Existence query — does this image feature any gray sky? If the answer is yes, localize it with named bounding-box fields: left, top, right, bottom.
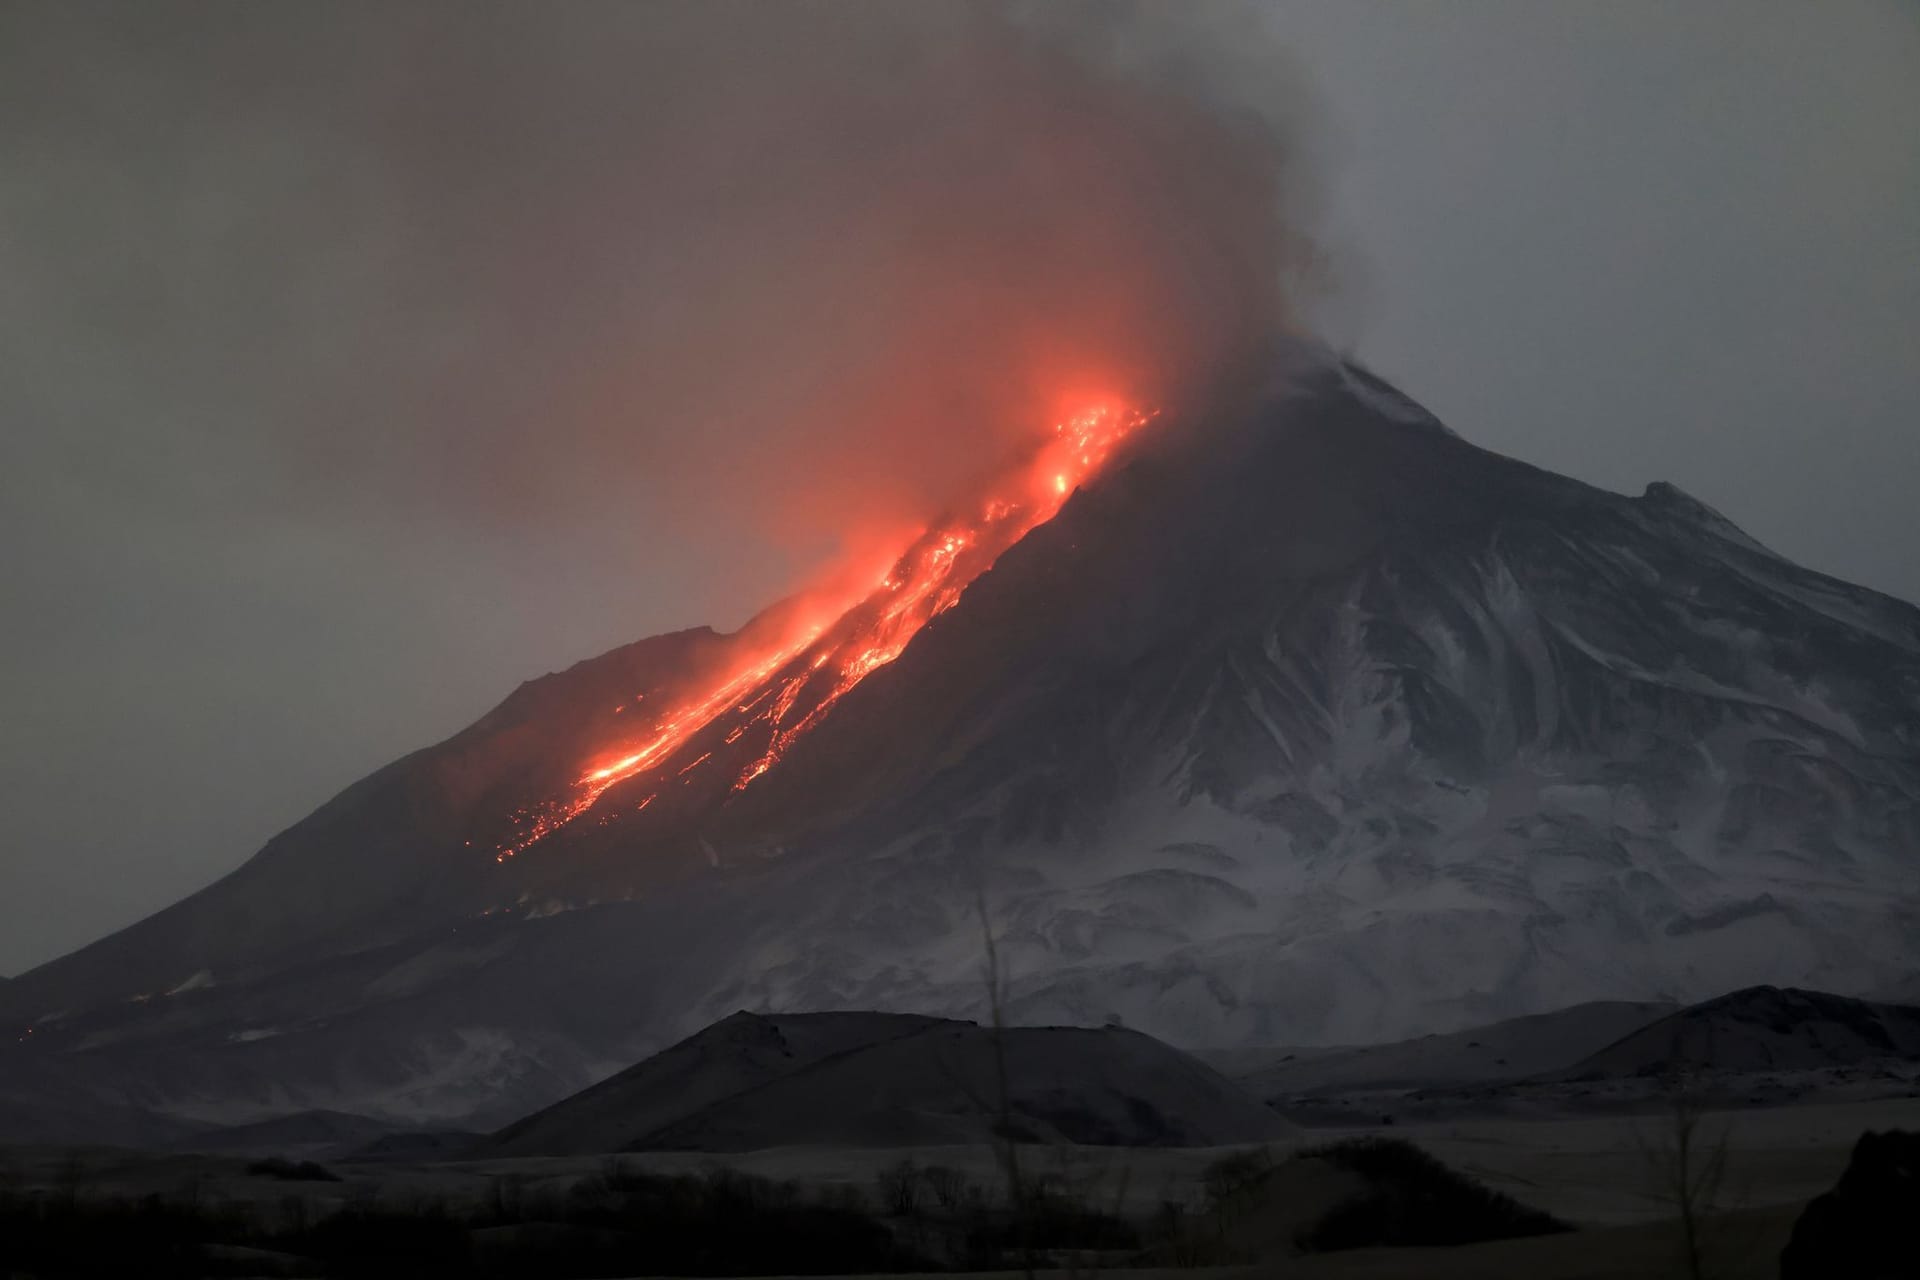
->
left=2, top=1, right=1915, bottom=976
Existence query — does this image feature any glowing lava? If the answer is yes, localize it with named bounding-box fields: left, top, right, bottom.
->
left=494, top=401, right=1157, bottom=859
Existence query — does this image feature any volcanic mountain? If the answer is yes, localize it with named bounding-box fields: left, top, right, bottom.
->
left=5, top=343, right=1918, bottom=1133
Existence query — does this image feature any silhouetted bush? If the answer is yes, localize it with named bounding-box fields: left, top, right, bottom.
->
left=1781, top=1130, right=1920, bottom=1280
left=0, top=1193, right=236, bottom=1279
left=920, top=1164, right=970, bottom=1212
left=1016, top=1187, right=1138, bottom=1252
left=1200, top=1147, right=1272, bottom=1210
left=247, top=1157, right=342, bottom=1182
left=1294, top=1137, right=1571, bottom=1252
left=0, top=1147, right=1183, bottom=1279
left=492, top=1165, right=927, bottom=1276
left=0, top=1166, right=932, bottom=1278
left=875, top=1159, right=922, bottom=1216
left=298, top=1202, right=471, bottom=1277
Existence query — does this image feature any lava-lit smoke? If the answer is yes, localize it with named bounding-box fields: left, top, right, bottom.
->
left=387, top=1, right=1322, bottom=855
left=7, top=2, right=1329, bottom=863
left=100, top=0, right=1320, bottom=595
left=8, top=0, right=1324, bottom=629
left=464, top=1, right=1326, bottom=584
left=496, top=400, right=1157, bottom=857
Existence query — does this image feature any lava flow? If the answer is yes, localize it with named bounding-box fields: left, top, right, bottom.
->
left=494, top=401, right=1157, bottom=860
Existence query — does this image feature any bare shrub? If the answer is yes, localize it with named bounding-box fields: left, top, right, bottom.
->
left=922, top=1164, right=970, bottom=1212
left=1635, top=1052, right=1732, bottom=1280
left=875, top=1159, right=922, bottom=1217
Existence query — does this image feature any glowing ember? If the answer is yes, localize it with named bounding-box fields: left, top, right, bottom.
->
left=493, top=401, right=1156, bottom=859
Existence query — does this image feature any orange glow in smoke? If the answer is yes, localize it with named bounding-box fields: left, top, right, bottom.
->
left=493, top=401, right=1157, bottom=859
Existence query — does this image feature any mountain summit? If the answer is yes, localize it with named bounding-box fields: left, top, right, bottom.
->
left=6, top=345, right=1918, bottom=1130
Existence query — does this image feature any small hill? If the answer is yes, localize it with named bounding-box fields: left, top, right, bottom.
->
left=1152, top=1138, right=1569, bottom=1264
left=163, top=1108, right=396, bottom=1157
left=485, top=1011, right=948, bottom=1156
left=1554, top=986, right=1920, bottom=1080
left=484, top=1011, right=1294, bottom=1155
left=343, top=1129, right=486, bottom=1163
left=0, top=1094, right=206, bottom=1149
left=1212, top=1000, right=1675, bottom=1099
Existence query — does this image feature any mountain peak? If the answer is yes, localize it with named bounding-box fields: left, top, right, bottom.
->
left=1638, top=479, right=1771, bottom=553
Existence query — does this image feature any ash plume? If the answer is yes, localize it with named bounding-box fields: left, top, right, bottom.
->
left=4, top=0, right=1325, bottom=582
left=0, top=0, right=1328, bottom=969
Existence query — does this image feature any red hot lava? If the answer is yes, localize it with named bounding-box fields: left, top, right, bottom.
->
left=495, top=401, right=1157, bottom=860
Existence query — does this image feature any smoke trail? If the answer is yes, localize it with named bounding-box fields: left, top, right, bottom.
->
left=2, top=0, right=1326, bottom=590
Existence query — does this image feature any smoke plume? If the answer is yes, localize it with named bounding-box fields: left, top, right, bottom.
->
left=5, top=0, right=1324, bottom=589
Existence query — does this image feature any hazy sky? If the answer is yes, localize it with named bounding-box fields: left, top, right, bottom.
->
left=2, top=1, right=1915, bottom=975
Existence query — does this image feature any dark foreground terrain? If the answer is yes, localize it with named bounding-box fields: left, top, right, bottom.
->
left=5, top=1093, right=1917, bottom=1278
left=9, top=988, right=1920, bottom=1275
left=0, top=1135, right=1566, bottom=1277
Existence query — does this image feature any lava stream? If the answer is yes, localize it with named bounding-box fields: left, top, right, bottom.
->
left=494, top=401, right=1156, bottom=860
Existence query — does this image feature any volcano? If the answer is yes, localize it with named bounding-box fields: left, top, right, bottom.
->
left=6, top=343, right=1919, bottom=1133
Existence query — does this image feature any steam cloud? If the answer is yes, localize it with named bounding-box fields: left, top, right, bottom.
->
left=5, top=1, right=1325, bottom=588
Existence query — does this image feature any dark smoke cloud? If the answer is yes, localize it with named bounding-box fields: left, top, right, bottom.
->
left=7, top=1, right=1322, bottom=561
left=0, top=0, right=1324, bottom=971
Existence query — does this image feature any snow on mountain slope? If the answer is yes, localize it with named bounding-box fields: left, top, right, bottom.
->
left=4, top=344, right=1916, bottom=1132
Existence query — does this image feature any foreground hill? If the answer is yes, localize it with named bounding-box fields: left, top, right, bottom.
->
left=1210, top=999, right=1677, bottom=1099
left=5, top=342, right=1918, bottom=1129
left=1553, top=985, right=1920, bottom=1080
left=485, top=1010, right=1295, bottom=1155
left=1234, top=986, right=1920, bottom=1125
